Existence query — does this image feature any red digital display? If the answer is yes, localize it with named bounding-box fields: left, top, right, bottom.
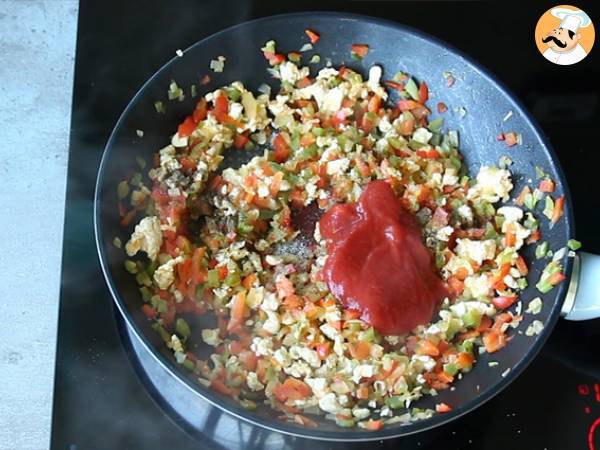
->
left=578, top=384, right=600, bottom=450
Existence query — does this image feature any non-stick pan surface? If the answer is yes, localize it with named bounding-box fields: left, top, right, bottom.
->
left=94, top=12, right=574, bottom=441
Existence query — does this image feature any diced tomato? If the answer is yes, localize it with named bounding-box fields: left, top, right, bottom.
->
left=211, top=378, right=233, bottom=395
left=191, top=247, right=207, bottom=284
left=483, top=330, right=507, bottom=353
left=551, top=196, right=565, bottom=224
left=356, top=385, right=370, bottom=399
left=364, top=419, right=384, bottom=431
left=397, top=114, right=415, bottom=136
left=177, top=258, right=192, bottom=283
left=418, top=82, right=429, bottom=104
left=272, top=133, right=291, bottom=163
left=477, top=315, right=493, bottom=332
left=416, top=339, right=440, bottom=357
left=305, top=29, right=320, bottom=44
left=351, top=44, right=369, bottom=58
left=515, top=186, right=531, bottom=206
left=275, top=274, right=295, bottom=299
left=527, top=229, right=541, bottom=243
left=233, top=133, right=250, bottom=149
left=504, top=222, right=517, bottom=247
left=142, top=304, right=157, bottom=319
left=179, top=157, right=197, bottom=171
left=455, top=352, right=475, bottom=369
left=332, top=109, right=348, bottom=128
left=416, top=148, right=441, bottom=159
left=367, top=94, right=382, bottom=113
left=217, top=265, right=228, bottom=280
left=296, top=77, right=312, bottom=88
left=238, top=350, right=258, bottom=372
left=447, top=276, right=465, bottom=296
left=348, top=341, right=371, bottom=360
left=516, top=255, right=529, bottom=276
left=492, top=296, right=518, bottom=309
left=437, top=102, right=448, bottom=113
left=397, top=99, right=419, bottom=111
left=242, top=273, right=257, bottom=291
left=273, top=378, right=312, bottom=402
left=300, top=133, right=316, bottom=148
left=227, top=292, right=247, bottom=333
left=436, top=403, right=452, bottom=413
left=539, top=179, right=555, bottom=193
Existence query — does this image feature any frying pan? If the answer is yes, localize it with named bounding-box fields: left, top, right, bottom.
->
left=94, top=12, right=600, bottom=441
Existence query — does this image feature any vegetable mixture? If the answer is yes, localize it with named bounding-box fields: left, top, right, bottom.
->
left=117, top=35, right=575, bottom=430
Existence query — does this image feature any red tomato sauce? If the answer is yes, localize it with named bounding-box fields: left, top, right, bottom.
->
left=319, top=180, right=448, bottom=335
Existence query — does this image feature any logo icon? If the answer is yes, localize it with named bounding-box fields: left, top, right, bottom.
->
left=535, top=5, right=595, bottom=65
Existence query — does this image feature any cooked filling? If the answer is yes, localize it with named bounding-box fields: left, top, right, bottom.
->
left=117, top=37, right=572, bottom=430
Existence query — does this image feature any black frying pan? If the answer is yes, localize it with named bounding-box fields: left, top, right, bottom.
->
left=94, top=12, right=579, bottom=441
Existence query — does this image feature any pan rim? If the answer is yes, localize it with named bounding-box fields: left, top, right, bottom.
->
left=93, top=10, right=575, bottom=442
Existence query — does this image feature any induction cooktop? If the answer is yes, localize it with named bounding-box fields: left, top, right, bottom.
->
left=51, top=1, right=600, bottom=449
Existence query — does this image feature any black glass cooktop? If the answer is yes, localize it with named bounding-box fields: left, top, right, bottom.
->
left=52, top=1, right=600, bottom=449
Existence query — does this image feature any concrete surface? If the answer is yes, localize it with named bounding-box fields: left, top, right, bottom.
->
left=0, top=1, right=78, bottom=449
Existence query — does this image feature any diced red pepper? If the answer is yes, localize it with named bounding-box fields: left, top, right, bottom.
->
left=418, top=82, right=429, bottom=104
left=384, top=80, right=404, bottom=91
left=178, top=116, right=196, bottom=137
left=504, top=132, right=518, bottom=147
left=551, top=196, right=565, bottom=224
left=397, top=99, right=419, bottom=111
left=539, top=179, right=555, bottom=193
left=192, top=98, right=208, bottom=122
left=233, top=133, right=250, bottom=149
left=436, top=403, right=452, bottom=413
left=272, top=133, right=291, bottom=163
left=305, top=29, right=320, bottom=44
left=416, top=148, right=441, bottom=159
left=351, top=43, right=369, bottom=58
left=263, top=51, right=286, bottom=66
left=492, top=296, right=518, bottom=309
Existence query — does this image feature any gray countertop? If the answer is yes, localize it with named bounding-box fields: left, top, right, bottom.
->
left=0, top=1, right=78, bottom=449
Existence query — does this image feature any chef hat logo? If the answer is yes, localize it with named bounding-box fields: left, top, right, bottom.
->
left=550, top=7, right=592, bottom=33
left=535, top=4, right=595, bottom=65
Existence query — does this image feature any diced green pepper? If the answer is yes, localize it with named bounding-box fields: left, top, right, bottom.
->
left=405, top=78, right=419, bottom=101
left=443, top=363, right=458, bottom=376
left=225, top=87, right=241, bottom=102
left=535, top=241, right=550, bottom=259
left=124, top=260, right=138, bottom=274
left=207, top=269, right=220, bottom=288
left=462, top=309, right=482, bottom=329
left=428, top=117, right=444, bottom=133
left=385, top=395, right=404, bottom=409
left=567, top=239, right=582, bottom=251
left=175, top=318, right=191, bottom=339
left=117, top=181, right=130, bottom=200
left=152, top=323, right=171, bottom=343
left=139, top=286, right=152, bottom=302
left=182, top=359, right=196, bottom=371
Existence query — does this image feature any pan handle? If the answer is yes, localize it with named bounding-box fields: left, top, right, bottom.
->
left=561, top=252, right=600, bottom=320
